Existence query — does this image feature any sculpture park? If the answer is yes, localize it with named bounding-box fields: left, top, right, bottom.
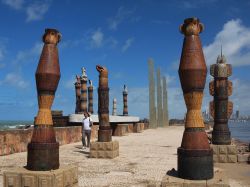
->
left=0, top=1, right=250, bottom=187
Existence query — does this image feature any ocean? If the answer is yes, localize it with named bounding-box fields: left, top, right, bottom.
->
left=0, top=120, right=249, bottom=143
left=229, top=121, right=250, bottom=143
left=0, top=120, right=33, bottom=130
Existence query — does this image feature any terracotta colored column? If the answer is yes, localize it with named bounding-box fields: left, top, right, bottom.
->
left=88, top=80, right=94, bottom=114
left=177, top=18, right=213, bottom=179
left=148, top=58, right=157, bottom=128
left=112, top=98, right=117, bottom=116
left=27, top=28, right=61, bottom=171
left=75, top=75, right=81, bottom=114
left=123, top=85, right=128, bottom=116
left=210, top=54, right=233, bottom=145
left=80, top=67, right=88, bottom=113
left=96, top=65, right=112, bottom=142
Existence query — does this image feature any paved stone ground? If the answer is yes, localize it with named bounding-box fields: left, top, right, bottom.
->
left=0, top=126, right=249, bottom=187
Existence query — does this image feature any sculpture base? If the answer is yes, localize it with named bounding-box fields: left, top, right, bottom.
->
left=90, top=141, right=119, bottom=159
left=3, top=165, right=78, bottom=187
left=133, top=122, right=144, bottom=133
left=177, top=147, right=214, bottom=180
left=161, top=169, right=229, bottom=187
left=113, top=124, right=128, bottom=136
left=27, top=142, right=59, bottom=171
left=212, top=131, right=231, bottom=145
left=211, top=144, right=237, bottom=163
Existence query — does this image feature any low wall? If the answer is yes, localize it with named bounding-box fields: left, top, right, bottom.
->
left=0, top=125, right=98, bottom=156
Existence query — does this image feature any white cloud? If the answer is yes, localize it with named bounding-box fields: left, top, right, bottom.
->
left=13, top=42, right=42, bottom=64
left=163, top=74, right=176, bottom=85
left=106, top=37, right=118, bottom=48
left=2, top=0, right=23, bottom=9
left=0, top=72, right=29, bottom=89
left=1, top=0, right=50, bottom=22
left=90, top=29, right=104, bottom=48
left=121, top=38, right=134, bottom=52
left=108, top=6, right=136, bottom=30
left=26, top=2, right=49, bottom=22
left=230, top=78, right=250, bottom=115
left=204, top=19, right=250, bottom=67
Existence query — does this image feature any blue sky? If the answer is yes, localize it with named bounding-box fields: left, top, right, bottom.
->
left=0, top=0, right=250, bottom=120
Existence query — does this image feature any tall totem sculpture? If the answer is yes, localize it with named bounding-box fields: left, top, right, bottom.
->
left=178, top=18, right=213, bottom=179
left=96, top=65, right=112, bottom=142
left=80, top=67, right=88, bottom=113
left=209, top=54, right=233, bottom=145
left=123, top=85, right=128, bottom=116
left=88, top=80, right=94, bottom=114
left=112, top=98, right=117, bottom=116
left=75, top=75, right=81, bottom=114
left=90, top=65, right=119, bottom=159
left=27, top=29, right=61, bottom=170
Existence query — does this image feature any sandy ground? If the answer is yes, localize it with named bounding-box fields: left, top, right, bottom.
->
left=0, top=126, right=249, bottom=187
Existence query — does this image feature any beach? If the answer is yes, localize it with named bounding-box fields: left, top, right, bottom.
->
left=0, top=126, right=249, bottom=187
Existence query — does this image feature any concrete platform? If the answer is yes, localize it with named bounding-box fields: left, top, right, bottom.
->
left=237, top=153, right=250, bottom=163
left=90, top=140, right=119, bottom=159
left=211, top=144, right=237, bottom=163
left=161, top=168, right=230, bottom=187
left=133, top=122, right=144, bottom=133
left=3, top=165, right=78, bottom=187
left=113, top=124, right=129, bottom=136
left=112, top=123, right=144, bottom=136
left=69, top=114, right=140, bottom=123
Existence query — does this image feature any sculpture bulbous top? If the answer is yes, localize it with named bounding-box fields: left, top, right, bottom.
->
left=210, top=55, right=232, bottom=78
left=96, top=65, right=108, bottom=76
left=36, top=28, right=61, bottom=94
left=75, top=75, right=81, bottom=86
left=178, top=18, right=207, bottom=94
left=180, top=17, right=204, bottom=36
left=42, top=28, right=61, bottom=45
left=81, top=67, right=88, bottom=81
left=89, top=80, right=93, bottom=86
left=96, top=65, right=108, bottom=87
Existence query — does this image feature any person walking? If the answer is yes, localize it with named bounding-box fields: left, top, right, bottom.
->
left=82, top=112, right=93, bottom=149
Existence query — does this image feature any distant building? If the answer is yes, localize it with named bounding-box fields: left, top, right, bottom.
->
left=236, top=110, right=239, bottom=119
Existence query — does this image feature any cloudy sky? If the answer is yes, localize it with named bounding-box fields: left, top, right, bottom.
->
left=0, top=0, right=250, bottom=120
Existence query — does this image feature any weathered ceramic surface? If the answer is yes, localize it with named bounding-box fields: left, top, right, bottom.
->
left=80, top=67, right=88, bottom=113
left=210, top=55, right=233, bottom=145
left=75, top=75, right=81, bottom=114
left=88, top=80, right=94, bottom=114
left=178, top=18, right=213, bottom=180
left=36, top=29, right=61, bottom=94
left=96, top=65, right=112, bottom=142
left=27, top=28, right=61, bottom=171
left=123, top=85, right=128, bottom=116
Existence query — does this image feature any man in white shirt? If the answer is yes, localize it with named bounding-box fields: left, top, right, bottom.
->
left=82, top=112, right=93, bottom=148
